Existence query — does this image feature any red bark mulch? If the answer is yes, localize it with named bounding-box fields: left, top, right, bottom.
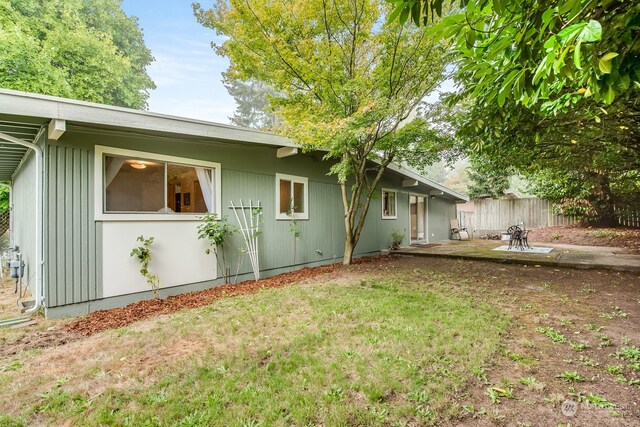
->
left=65, top=256, right=386, bottom=337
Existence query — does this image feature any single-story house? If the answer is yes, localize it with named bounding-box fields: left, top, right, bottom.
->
left=0, top=89, right=468, bottom=318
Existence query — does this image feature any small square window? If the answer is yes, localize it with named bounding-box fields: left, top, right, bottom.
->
left=276, top=173, right=308, bottom=220
left=382, top=189, right=397, bottom=219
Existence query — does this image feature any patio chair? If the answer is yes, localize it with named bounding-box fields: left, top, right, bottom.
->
left=450, top=219, right=469, bottom=240
left=506, top=225, right=522, bottom=250
left=520, top=229, right=530, bottom=249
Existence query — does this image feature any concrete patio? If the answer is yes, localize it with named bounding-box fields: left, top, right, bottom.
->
left=395, top=240, right=640, bottom=273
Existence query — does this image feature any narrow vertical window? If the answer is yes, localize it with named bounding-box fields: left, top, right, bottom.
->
left=382, top=189, right=397, bottom=219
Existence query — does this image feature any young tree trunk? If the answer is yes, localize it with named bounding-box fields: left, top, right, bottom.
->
left=340, top=154, right=394, bottom=265
left=343, top=238, right=355, bottom=266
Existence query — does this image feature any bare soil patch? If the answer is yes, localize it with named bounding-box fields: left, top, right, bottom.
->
left=529, top=225, right=640, bottom=253
left=0, top=276, right=30, bottom=320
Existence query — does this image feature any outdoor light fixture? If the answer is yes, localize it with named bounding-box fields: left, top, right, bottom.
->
left=130, top=162, right=147, bottom=169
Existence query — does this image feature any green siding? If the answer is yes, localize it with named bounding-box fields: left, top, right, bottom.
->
left=46, top=144, right=99, bottom=308
left=12, top=146, right=38, bottom=291
left=43, top=128, right=458, bottom=310
left=428, top=196, right=456, bottom=242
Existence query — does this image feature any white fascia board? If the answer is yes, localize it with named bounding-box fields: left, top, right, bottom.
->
left=0, top=89, right=296, bottom=148
left=388, top=162, right=469, bottom=202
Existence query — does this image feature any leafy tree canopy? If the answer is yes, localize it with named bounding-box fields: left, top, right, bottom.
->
left=389, top=0, right=640, bottom=112
left=466, top=162, right=511, bottom=199
left=195, top=0, right=451, bottom=264
left=455, top=96, right=640, bottom=224
left=392, top=1, right=639, bottom=224
left=0, top=0, right=155, bottom=109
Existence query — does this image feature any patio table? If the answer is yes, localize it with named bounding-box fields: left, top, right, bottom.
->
left=507, top=225, right=530, bottom=250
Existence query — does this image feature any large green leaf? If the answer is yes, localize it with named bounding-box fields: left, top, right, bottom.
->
left=577, top=20, right=602, bottom=42
left=597, top=52, right=618, bottom=74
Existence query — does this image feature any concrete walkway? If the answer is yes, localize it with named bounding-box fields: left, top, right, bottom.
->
left=395, top=240, right=640, bottom=273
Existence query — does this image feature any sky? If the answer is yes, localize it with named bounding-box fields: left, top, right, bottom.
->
left=119, top=1, right=455, bottom=125
left=120, top=0, right=235, bottom=123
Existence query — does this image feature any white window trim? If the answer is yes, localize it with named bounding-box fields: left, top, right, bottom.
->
left=381, top=188, right=398, bottom=220
left=275, top=173, right=309, bottom=220
left=94, top=145, right=222, bottom=221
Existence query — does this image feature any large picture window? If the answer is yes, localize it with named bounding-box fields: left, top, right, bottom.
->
left=276, top=173, right=308, bottom=220
left=96, top=146, right=220, bottom=219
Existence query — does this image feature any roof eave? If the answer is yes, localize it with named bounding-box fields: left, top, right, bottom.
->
left=388, top=162, right=469, bottom=202
left=0, top=89, right=295, bottom=148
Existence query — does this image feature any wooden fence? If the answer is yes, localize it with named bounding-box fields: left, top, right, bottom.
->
left=457, top=198, right=640, bottom=236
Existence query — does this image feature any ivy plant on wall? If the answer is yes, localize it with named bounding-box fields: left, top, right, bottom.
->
left=130, top=235, right=160, bottom=298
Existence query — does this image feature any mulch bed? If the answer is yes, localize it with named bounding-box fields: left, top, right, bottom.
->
left=65, top=256, right=387, bottom=337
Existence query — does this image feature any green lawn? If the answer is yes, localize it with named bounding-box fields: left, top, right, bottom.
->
left=1, top=272, right=508, bottom=426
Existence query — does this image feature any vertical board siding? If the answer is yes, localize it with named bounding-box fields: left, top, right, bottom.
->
left=428, top=197, right=456, bottom=242
left=221, top=170, right=350, bottom=275
left=46, top=145, right=97, bottom=308
left=12, top=150, right=38, bottom=292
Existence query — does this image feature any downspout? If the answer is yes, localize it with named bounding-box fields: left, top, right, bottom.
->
left=0, top=131, right=44, bottom=315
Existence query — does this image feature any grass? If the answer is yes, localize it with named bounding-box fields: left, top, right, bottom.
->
left=8, top=276, right=508, bottom=426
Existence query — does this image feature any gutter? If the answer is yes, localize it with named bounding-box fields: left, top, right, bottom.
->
left=0, top=131, right=44, bottom=315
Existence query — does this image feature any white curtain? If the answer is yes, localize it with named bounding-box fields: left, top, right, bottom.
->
left=105, top=157, right=125, bottom=188
left=196, top=167, right=213, bottom=212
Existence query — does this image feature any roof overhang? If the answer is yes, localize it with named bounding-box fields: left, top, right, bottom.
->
left=388, top=162, right=469, bottom=202
left=0, top=88, right=295, bottom=148
left=0, top=115, right=45, bottom=181
left=0, top=89, right=469, bottom=202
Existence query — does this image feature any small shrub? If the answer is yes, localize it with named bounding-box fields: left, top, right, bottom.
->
left=197, top=214, right=237, bottom=283
left=390, top=230, right=405, bottom=250
left=130, top=235, right=160, bottom=298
